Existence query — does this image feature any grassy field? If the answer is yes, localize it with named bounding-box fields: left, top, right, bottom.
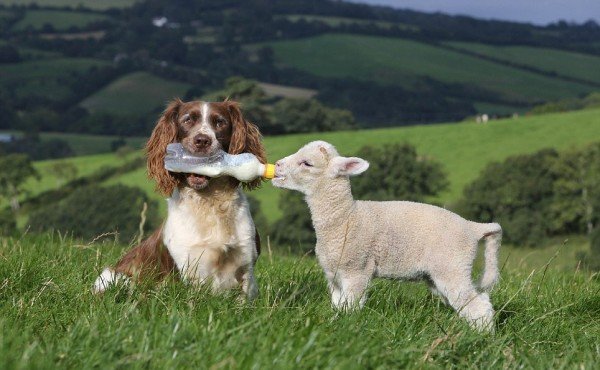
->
left=446, top=41, right=600, bottom=85
left=22, top=108, right=600, bottom=223
left=80, top=72, right=192, bottom=116
left=0, top=58, right=109, bottom=101
left=263, top=34, right=595, bottom=104
left=0, top=233, right=597, bottom=368
left=12, top=10, right=110, bottom=32
left=0, top=0, right=138, bottom=10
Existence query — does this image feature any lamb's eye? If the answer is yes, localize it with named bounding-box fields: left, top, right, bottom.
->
left=300, top=160, right=313, bottom=167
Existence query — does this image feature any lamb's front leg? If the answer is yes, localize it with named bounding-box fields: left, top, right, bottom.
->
left=326, top=270, right=371, bottom=311
left=339, top=274, right=371, bottom=310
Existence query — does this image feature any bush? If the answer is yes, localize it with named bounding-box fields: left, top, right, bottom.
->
left=458, top=149, right=560, bottom=246
left=351, top=143, right=448, bottom=201
left=28, top=185, right=160, bottom=243
left=271, top=98, right=358, bottom=134
left=0, top=209, right=16, bottom=236
left=271, top=191, right=315, bottom=254
left=246, top=194, right=269, bottom=239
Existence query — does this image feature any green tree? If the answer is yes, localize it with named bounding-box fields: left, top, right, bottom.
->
left=458, top=149, right=561, bottom=246
left=0, top=209, right=16, bottom=236
left=271, top=98, right=358, bottom=134
left=203, top=76, right=274, bottom=131
left=271, top=191, right=316, bottom=254
left=0, top=154, right=39, bottom=211
left=28, top=185, right=160, bottom=242
left=551, top=143, right=600, bottom=236
left=351, top=143, right=448, bottom=201
left=246, top=194, right=269, bottom=239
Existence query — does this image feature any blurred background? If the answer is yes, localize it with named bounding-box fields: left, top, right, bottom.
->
left=0, top=0, right=599, bottom=272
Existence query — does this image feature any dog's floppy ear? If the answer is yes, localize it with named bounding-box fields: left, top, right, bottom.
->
left=328, top=156, right=370, bottom=178
left=146, top=99, right=182, bottom=196
left=226, top=101, right=267, bottom=191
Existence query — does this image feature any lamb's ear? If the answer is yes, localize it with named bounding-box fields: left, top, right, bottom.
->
left=329, top=156, right=369, bottom=177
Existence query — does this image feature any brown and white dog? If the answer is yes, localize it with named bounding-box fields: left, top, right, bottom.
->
left=93, top=99, right=266, bottom=299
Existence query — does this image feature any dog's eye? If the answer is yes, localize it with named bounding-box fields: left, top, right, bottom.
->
left=300, top=160, right=313, bottom=167
left=215, top=118, right=226, bottom=128
left=183, top=116, right=192, bottom=124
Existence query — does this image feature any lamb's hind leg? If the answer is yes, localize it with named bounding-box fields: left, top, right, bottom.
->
left=432, top=273, right=495, bottom=332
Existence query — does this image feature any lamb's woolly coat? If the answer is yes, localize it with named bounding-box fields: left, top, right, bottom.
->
left=272, top=141, right=502, bottom=331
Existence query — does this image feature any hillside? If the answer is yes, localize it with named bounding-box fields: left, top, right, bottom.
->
left=2, top=0, right=600, bottom=135
left=23, top=108, right=600, bottom=223
left=79, top=72, right=192, bottom=116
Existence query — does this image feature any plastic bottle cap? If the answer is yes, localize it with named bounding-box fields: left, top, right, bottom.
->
left=263, top=164, right=275, bottom=179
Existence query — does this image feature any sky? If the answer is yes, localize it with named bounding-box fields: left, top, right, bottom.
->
left=350, top=0, right=600, bottom=25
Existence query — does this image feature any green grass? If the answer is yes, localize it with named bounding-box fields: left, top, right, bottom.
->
left=12, top=10, right=110, bottom=32
left=0, top=58, right=109, bottom=102
left=446, top=42, right=600, bottom=85
left=0, top=0, right=138, bottom=10
left=80, top=72, right=193, bottom=116
left=263, top=34, right=595, bottom=104
left=0, top=233, right=598, bottom=368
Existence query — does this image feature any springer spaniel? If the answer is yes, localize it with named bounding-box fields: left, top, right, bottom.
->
left=93, top=99, right=266, bottom=299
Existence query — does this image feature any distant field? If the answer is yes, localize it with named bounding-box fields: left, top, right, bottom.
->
left=0, top=0, right=137, bottom=10
left=37, top=108, right=598, bottom=222
left=446, top=41, right=600, bottom=85
left=257, top=82, right=317, bottom=99
left=80, top=72, right=192, bottom=116
left=0, top=58, right=109, bottom=101
left=0, top=131, right=146, bottom=156
left=263, top=34, right=595, bottom=104
left=12, top=10, right=110, bottom=31
left=11, top=151, right=141, bottom=210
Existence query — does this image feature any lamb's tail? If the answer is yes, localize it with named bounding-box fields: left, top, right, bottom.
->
left=477, top=223, right=502, bottom=292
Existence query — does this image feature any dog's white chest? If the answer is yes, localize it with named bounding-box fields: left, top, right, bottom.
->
left=163, top=190, right=241, bottom=281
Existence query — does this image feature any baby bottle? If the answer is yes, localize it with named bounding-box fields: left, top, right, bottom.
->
left=164, top=143, right=275, bottom=182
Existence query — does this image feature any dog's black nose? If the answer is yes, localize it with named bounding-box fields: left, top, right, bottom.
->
left=193, top=134, right=212, bottom=149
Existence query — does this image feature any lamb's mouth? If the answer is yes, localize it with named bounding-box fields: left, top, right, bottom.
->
left=186, top=173, right=210, bottom=188
left=271, top=176, right=286, bottom=187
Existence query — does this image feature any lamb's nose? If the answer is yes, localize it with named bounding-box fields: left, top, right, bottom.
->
left=194, top=134, right=211, bottom=149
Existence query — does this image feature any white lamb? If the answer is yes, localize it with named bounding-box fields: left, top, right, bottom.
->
left=272, top=141, right=502, bottom=331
